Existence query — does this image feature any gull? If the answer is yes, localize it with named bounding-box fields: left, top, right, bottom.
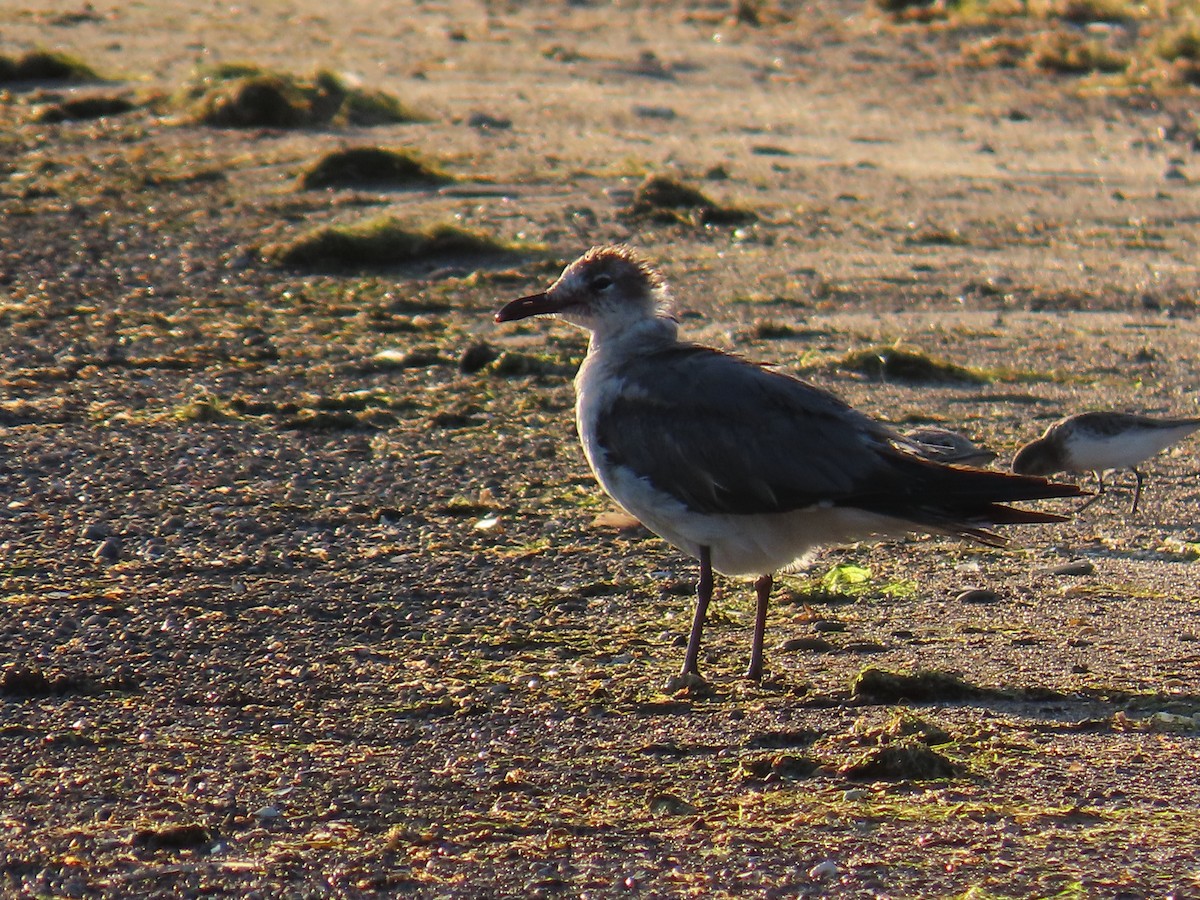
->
left=1012, top=411, right=1200, bottom=515
left=496, top=246, right=1082, bottom=689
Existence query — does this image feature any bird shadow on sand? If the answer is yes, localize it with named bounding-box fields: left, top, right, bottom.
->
left=730, top=667, right=1200, bottom=723
left=1064, top=543, right=1200, bottom=566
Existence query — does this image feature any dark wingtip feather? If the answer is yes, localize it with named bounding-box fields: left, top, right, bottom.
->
left=930, top=459, right=1085, bottom=503
left=978, top=504, right=1072, bottom=526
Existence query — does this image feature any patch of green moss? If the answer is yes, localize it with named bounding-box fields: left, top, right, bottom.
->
left=369, top=347, right=448, bottom=370
left=1027, top=29, right=1129, bottom=74
left=265, top=217, right=525, bottom=269
left=960, top=33, right=1034, bottom=69
left=331, top=73, right=421, bottom=125
left=0, top=50, right=101, bottom=84
left=298, top=146, right=451, bottom=190
left=918, top=0, right=1143, bottom=25
left=947, top=887, right=1018, bottom=900
left=223, top=390, right=416, bottom=429
left=856, top=708, right=954, bottom=746
left=925, top=3, right=1200, bottom=93
left=904, top=223, right=968, bottom=246
left=283, top=409, right=370, bottom=430
left=1139, top=22, right=1200, bottom=85
left=177, top=65, right=422, bottom=129
left=620, top=174, right=756, bottom=227
left=172, top=396, right=236, bottom=423
left=838, top=344, right=990, bottom=384
left=646, top=793, right=697, bottom=816
left=1153, top=22, right=1200, bottom=64
left=1044, top=0, right=1137, bottom=26
left=485, top=350, right=571, bottom=378
left=739, top=753, right=820, bottom=782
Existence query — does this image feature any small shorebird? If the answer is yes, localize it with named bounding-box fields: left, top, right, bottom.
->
left=902, top=426, right=997, bottom=468
left=496, top=246, right=1082, bottom=688
left=1012, top=411, right=1200, bottom=514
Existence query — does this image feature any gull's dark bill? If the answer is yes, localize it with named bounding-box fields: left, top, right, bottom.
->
left=495, top=291, right=556, bottom=323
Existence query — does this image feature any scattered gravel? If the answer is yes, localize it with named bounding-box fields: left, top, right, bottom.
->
left=2, top=1, right=1200, bottom=897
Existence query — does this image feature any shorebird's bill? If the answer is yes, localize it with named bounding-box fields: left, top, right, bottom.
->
left=495, top=291, right=559, bottom=323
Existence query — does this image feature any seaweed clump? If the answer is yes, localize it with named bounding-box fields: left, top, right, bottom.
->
left=34, top=94, right=136, bottom=123
left=840, top=739, right=959, bottom=781
left=0, top=664, right=137, bottom=698
left=265, top=217, right=523, bottom=269
left=298, top=147, right=451, bottom=190
left=851, top=667, right=988, bottom=703
left=621, top=174, right=756, bottom=227
left=132, top=823, right=213, bottom=851
left=1027, top=29, right=1129, bottom=75
left=0, top=50, right=101, bottom=84
left=838, top=344, right=989, bottom=384
left=177, top=65, right=421, bottom=129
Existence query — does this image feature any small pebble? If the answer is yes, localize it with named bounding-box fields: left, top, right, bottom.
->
left=468, top=112, right=512, bottom=130
left=472, top=515, right=502, bottom=533
left=842, top=788, right=869, bottom=801
left=808, top=859, right=838, bottom=880
left=647, top=793, right=696, bottom=816
left=1038, top=560, right=1095, bottom=577
left=779, top=636, right=834, bottom=653
left=591, top=511, right=642, bottom=531
left=81, top=522, right=111, bottom=540
left=94, top=537, right=121, bottom=563
left=373, top=347, right=444, bottom=369
left=811, top=619, right=846, bottom=633
left=633, top=105, right=676, bottom=120
left=955, top=588, right=1001, bottom=604
left=844, top=640, right=887, bottom=654
left=460, top=341, right=497, bottom=374
left=253, top=805, right=281, bottom=821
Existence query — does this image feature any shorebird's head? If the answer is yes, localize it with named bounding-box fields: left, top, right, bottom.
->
left=495, top=245, right=674, bottom=334
left=1011, top=435, right=1063, bottom=476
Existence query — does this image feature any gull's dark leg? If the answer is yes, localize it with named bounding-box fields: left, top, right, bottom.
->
left=744, top=574, right=772, bottom=682
left=667, top=546, right=713, bottom=690
left=1131, top=468, right=1145, bottom=515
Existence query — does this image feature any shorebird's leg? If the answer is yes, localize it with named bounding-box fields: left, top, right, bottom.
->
left=1076, top=471, right=1104, bottom=512
left=1130, top=468, right=1145, bottom=515
left=667, top=546, right=713, bottom=691
left=744, top=574, right=772, bottom=682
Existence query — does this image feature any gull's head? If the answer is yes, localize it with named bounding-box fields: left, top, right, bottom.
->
left=495, top=245, right=674, bottom=335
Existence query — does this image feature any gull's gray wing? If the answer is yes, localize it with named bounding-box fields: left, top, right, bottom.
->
left=592, top=345, right=907, bottom=515
left=592, top=344, right=1079, bottom=522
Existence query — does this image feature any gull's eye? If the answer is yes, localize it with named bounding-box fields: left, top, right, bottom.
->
left=590, top=274, right=614, bottom=292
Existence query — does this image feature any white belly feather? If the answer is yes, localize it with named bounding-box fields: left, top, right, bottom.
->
left=591, top=447, right=903, bottom=575
left=1065, top=425, right=1198, bottom=472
